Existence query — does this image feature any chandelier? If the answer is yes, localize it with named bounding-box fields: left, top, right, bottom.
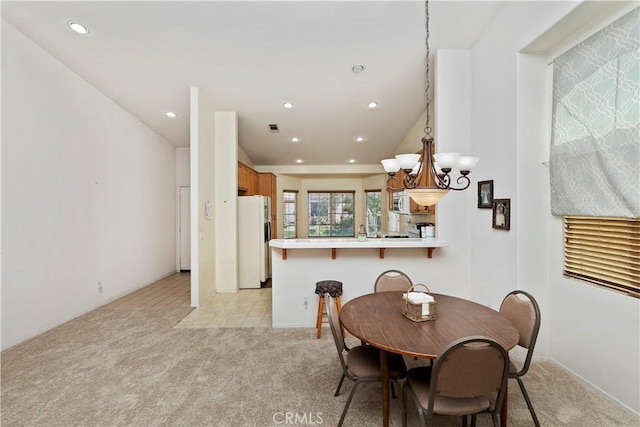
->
left=381, top=0, right=478, bottom=207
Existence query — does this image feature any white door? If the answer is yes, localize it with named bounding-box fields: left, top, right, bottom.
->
left=179, top=186, right=191, bottom=270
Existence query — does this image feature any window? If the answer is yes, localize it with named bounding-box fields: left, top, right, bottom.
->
left=563, top=217, right=639, bottom=297
left=308, top=191, right=354, bottom=237
left=283, top=190, right=297, bottom=239
left=551, top=9, right=640, bottom=297
left=365, top=190, right=382, bottom=237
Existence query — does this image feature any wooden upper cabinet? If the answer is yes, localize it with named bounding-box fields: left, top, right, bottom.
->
left=258, top=173, right=275, bottom=197
left=249, top=169, right=259, bottom=195
left=238, top=162, right=259, bottom=195
left=238, top=162, right=250, bottom=195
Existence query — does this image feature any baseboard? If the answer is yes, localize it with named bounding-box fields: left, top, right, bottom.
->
left=549, top=359, right=639, bottom=416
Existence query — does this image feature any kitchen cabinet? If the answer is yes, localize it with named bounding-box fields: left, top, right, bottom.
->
left=238, top=162, right=258, bottom=196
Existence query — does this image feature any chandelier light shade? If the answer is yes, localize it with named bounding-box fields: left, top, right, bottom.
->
left=381, top=0, right=478, bottom=206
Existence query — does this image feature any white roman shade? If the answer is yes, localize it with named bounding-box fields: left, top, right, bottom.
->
left=550, top=8, right=640, bottom=218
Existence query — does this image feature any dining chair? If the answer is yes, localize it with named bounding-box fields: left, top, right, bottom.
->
left=499, top=290, right=541, bottom=427
left=325, top=293, right=407, bottom=427
left=402, top=336, right=509, bottom=427
left=374, top=269, right=413, bottom=293
left=374, top=269, right=422, bottom=362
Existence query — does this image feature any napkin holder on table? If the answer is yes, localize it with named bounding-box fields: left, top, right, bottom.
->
left=402, top=284, right=436, bottom=322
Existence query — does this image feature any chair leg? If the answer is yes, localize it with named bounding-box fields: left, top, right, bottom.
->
left=403, top=382, right=426, bottom=427
left=516, top=377, right=540, bottom=427
left=391, top=379, right=397, bottom=399
left=401, top=382, right=408, bottom=427
left=334, top=373, right=346, bottom=396
left=316, top=296, right=324, bottom=339
left=338, top=380, right=362, bottom=427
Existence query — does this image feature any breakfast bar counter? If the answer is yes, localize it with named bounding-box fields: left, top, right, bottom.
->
left=269, top=238, right=449, bottom=327
left=269, top=237, right=448, bottom=259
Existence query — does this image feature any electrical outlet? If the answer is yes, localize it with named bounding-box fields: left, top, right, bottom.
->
left=97, top=281, right=103, bottom=293
left=303, top=296, right=309, bottom=310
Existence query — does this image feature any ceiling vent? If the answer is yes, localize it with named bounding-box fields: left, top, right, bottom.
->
left=268, top=123, right=279, bottom=133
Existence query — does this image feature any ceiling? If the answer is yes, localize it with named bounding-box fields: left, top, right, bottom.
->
left=2, top=1, right=505, bottom=166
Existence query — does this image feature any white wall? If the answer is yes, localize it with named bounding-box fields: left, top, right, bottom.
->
left=176, top=148, right=190, bottom=185
left=468, top=1, right=640, bottom=414
left=189, top=88, right=217, bottom=305
left=432, top=50, right=474, bottom=300
left=1, top=22, right=177, bottom=350
left=516, top=54, right=552, bottom=356
left=214, top=112, right=239, bottom=293
left=541, top=6, right=639, bottom=414
left=271, top=247, right=465, bottom=328
left=238, top=145, right=253, bottom=167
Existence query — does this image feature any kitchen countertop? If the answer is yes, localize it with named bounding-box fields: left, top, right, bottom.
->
left=269, top=238, right=448, bottom=249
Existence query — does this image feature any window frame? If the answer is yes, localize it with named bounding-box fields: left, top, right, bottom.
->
left=282, top=190, right=298, bottom=239
left=365, top=189, right=382, bottom=238
left=307, top=191, right=355, bottom=238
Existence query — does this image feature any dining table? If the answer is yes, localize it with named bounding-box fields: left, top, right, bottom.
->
left=339, top=291, right=519, bottom=427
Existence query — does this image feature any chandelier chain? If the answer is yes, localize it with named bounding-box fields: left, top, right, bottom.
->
left=423, top=0, right=432, bottom=138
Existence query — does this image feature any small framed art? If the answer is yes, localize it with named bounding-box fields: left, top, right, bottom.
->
left=492, top=199, right=510, bottom=230
left=477, top=180, right=493, bottom=209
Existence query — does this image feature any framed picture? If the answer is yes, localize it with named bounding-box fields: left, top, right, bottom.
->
left=492, top=199, right=510, bottom=230
left=477, top=180, right=494, bottom=208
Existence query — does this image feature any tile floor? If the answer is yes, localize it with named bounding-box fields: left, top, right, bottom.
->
left=107, top=272, right=272, bottom=328
left=175, top=287, right=272, bottom=328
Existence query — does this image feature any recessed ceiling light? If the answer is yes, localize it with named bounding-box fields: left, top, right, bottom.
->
left=283, top=102, right=294, bottom=109
left=354, top=136, right=366, bottom=142
left=295, top=159, right=304, bottom=164
left=165, top=111, right=177, bottom=118
left=352, top=64, right=366, bottom=73
left=289, top=137, right=301, bottom=143
left=349, top=159, right=357, bottom=163
left=68, top=21, right=89, bottom=34
left=367, top=101, right=379, bottom=109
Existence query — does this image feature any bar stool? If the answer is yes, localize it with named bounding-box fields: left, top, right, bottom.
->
left=315, top=280, right=343, bottom=339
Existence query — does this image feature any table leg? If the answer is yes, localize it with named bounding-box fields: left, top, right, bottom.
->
left=500, top=381, right=508, bottom=427
left=380, top=349, right=389, bottom=427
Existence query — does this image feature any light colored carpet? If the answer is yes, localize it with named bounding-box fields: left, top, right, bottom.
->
left=1, top=303, right=638, bottom=426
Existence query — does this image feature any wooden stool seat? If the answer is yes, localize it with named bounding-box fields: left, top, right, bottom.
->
left=315, top=280, right=343, bottom=339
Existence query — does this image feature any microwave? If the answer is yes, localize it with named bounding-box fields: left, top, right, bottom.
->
left=391, top=192, right=411, bottom=214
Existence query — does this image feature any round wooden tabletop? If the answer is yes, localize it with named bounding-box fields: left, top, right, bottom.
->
left=340, top=291, right=519, bottom=359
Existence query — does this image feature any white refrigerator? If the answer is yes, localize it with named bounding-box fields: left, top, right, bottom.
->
left=238, top=195, right=272, bottom=289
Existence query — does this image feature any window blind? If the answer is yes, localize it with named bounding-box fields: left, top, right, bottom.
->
left=564, top=216, right=640, bottom=297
